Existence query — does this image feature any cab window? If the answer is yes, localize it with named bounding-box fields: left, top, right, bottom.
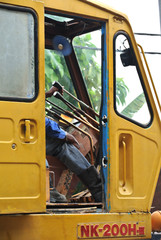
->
left=114, top=33, right=152, bottom=126
left=0, top=5, right=37, bottom=101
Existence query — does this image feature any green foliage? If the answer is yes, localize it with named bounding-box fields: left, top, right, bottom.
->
left=121, top=93, right=145, bottom=118
left=116, top=78, right=129, bottom=106
left=45, top=49, right=78, bottom=110
left=73, top=33, right=101, bottom=113
left=45, top=32, right=102, bottom=113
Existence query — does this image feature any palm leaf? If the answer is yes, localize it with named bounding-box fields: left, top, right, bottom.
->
left=121, top=93, right=145, bottom=118
left=116, top=78, right=129, bottom=106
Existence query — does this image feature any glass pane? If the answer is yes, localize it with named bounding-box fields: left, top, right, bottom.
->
left=0, top=7, right=35, bottom=99
left=73, top=30, right=102, bottom=114
left=115, top=33, right=151, bottom=126
left=45, top=49, right=78, bottom=111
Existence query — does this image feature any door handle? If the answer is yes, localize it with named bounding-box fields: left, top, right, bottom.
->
left=119, top=134, right=133, bottom=195
left=121, top=140, right=126, bottom=187
left=24, top=120, right=31, bottom=143
left=19, top=119, right=36, bottom=143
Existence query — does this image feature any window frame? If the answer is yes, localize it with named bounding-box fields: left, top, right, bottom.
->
left=113, top=31, right=153, bottom=128
left=0, top=4, right=38, bottom=102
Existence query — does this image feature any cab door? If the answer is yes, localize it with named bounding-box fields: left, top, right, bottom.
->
left=0, top=0, right=46, bottom=213
left=106, top=26, right=161, bottom=212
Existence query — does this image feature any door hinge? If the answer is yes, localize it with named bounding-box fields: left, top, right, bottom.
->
left=102, top=156, right=108, bottom=168
left=102, top=115, right=107, bottom=126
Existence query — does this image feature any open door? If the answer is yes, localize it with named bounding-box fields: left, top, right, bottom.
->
left=0, top=1, right=46, bottom=214
left=108, top=31, right=161, bottom=212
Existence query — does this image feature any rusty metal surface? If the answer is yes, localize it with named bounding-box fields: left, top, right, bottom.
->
left=67, top=122, right=98, bottom=158
left=56, top=169, right=73, bottom=196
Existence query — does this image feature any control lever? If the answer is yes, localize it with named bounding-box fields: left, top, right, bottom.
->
left=52, top=81, right=99, bottom=118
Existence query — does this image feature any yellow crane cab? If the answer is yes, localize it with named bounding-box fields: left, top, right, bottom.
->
left=0, top=0, right=161, bottom=239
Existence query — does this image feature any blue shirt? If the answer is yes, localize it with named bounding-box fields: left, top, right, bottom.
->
left=45, top=117, right=66, bottom=139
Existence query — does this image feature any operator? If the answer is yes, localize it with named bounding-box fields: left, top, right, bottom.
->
left=45, top=84, right=102, bottom=203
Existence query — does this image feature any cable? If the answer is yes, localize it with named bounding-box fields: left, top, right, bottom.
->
left=135, top=33, right=161, bottom=36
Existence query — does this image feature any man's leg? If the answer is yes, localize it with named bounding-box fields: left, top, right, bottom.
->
left=56, top=143, right=91, bottom=175
left=57, top=143, right=102, bottom=202
left=46, top=137, right=102, bottom=202
left=46, top=137, right=90, bottom=175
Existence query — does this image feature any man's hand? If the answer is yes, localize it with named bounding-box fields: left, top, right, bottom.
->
left=65, top=132, right=80, bottom=149
left=45, top=86, right=64, bottom=98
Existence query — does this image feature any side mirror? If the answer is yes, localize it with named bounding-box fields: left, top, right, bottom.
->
left=120, top=48, right=136, bottom=67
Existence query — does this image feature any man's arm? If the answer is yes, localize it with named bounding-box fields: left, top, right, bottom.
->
left=46, top=118, right=80, bottom=149
left=65, top=132, right=80, bottom=149
left=45, top=117, right=66, bottom=139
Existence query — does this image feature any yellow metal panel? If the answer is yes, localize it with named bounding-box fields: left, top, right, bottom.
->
left=0, top=163, right=40, bottom=197
left=44, top=0, right=128, bottom=21
left=0, top=118, right=13, bottom=141
left=0, top=212, right=152, bottom=240
left=0, top=0, right=46, bottom=214
left=44, top=0, right=110, bottom=21
left=107, top=16, right=161, bottom=212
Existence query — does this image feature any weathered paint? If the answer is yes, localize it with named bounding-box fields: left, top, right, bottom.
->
left=101, top=23, right=110, bottom=211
